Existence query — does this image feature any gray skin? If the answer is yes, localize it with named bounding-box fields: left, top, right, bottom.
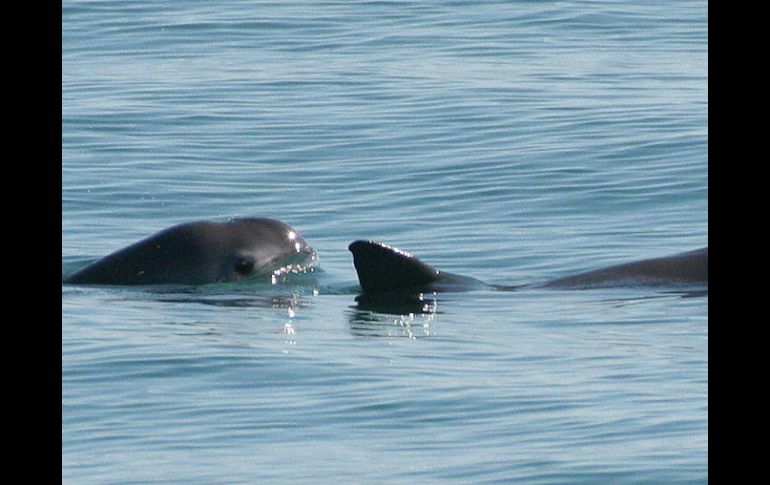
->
left=64, top=218, right=317, bottom=286
left=348, top=241, right=707, bottom=294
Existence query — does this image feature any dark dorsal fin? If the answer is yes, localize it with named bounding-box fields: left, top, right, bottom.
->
left=348, top=240, right=442, bottom=293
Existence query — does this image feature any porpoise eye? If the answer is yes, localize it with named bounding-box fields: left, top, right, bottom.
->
left=234, top=256, right=256, bottom=276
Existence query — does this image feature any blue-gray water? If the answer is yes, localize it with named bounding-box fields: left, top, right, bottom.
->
left=62, top=1, right=708, bottom=483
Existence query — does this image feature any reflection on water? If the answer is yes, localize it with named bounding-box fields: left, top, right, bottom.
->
left=152, top=290, right=309, bottom=311
left=595, top=286, right=709, bottom=308
left=348, top=293, right=438, bottom=338
left=353, top=293, right=438, bottom=315
left=672, top=288, right=708, bottom=299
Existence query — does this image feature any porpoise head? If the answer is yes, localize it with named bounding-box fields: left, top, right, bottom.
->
left=64, top=217, right=317, bottom=286
left=214, top=217, right=317, bottom=283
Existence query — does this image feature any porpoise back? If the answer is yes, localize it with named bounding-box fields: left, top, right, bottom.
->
left=348, top=241, right=707, bottom=294
left=542, top=247, right=708, bottom=288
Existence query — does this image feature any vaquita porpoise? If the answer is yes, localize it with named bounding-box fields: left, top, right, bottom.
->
left=64, top=218, right=317, bottom=286
left=64, top=217, right=707, bottom=292
left=348, top=240, right=707, bottom=294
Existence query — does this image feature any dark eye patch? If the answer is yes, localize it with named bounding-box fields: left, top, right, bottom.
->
left=234, top=256, right=256, bottom=276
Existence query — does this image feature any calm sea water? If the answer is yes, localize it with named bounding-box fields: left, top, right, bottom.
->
left=62, top=1, right=708, bottom=483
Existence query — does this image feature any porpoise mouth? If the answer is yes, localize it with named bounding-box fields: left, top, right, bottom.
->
left=267, top=247, right=320, bottom=284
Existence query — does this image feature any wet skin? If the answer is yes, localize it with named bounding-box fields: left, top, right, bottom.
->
left=64, top=218, right=317, bottom=286
left=348, top=241, right=707, bottom=294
